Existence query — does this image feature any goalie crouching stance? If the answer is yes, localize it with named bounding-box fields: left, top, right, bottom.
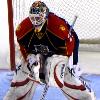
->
left=4, top=1, right=95, bottom=100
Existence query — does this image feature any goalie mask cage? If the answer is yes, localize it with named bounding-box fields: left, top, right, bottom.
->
left=8, top=0, right=100, bottom=70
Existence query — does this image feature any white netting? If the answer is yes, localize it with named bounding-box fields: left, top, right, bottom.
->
left=13, top=0, right=100, bottom=51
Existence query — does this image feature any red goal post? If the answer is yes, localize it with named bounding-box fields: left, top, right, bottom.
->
left=7, top=0, right=15, bottom=70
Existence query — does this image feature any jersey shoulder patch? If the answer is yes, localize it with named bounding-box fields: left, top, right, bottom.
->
left=47, top=12, right=69, bottom=40
left=16, top=17, right=33, bottom=40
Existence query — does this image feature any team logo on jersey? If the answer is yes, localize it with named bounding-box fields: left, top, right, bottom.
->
left=59, top=25, right=66, bottom=31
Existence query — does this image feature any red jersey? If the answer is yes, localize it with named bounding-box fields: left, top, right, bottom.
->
left=16, top=12, right=75, bottom=59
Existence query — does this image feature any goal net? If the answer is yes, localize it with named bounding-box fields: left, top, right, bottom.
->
left=12, top=0, right=100, bottom=52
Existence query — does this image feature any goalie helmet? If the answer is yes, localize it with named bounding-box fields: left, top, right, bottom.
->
left=29, top=1, right=49, bottom=27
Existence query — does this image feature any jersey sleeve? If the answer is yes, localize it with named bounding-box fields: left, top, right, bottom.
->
left=47, top=12, right=75, bottom=56
left=15, top=17, right=33, bottom=59
left=16, top=17, right=33, bottom=40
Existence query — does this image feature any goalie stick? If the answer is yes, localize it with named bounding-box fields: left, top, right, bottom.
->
left=40, top=84, right=49, bottom=100
left=39, top=65, right=51, bottom=100
left=69, top=16, right=78, bottom=41
left=39, top=61, right=52, bottom=100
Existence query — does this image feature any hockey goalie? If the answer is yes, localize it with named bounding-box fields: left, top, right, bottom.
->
left=4, top=1, right=96, bottom=100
